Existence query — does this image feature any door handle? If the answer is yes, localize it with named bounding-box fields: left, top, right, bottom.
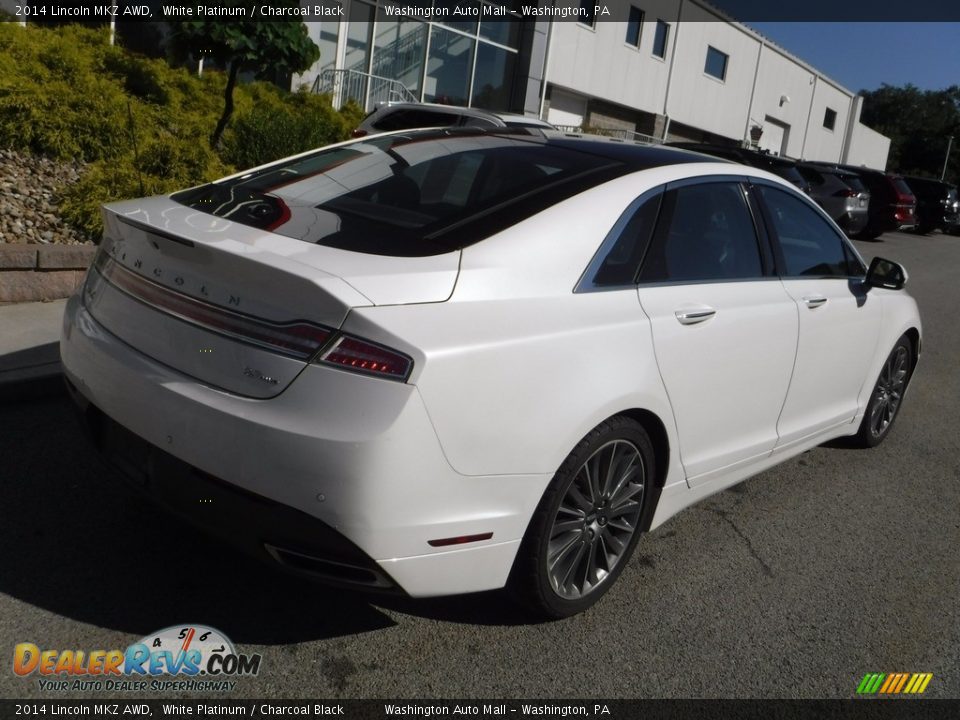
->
left=674, top=307, right=716, bottom=325
left=802, top=295, right=828, bottom=309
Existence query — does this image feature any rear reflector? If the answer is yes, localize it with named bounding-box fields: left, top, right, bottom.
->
left=428, top=533, right=494, bottom=548
left=92, top=253, right=333, bottom=360
left=318, top=336, right=412, bottom=381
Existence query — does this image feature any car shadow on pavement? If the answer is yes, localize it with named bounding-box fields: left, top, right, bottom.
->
left=0, top=391, right=533, bottom=643
left=0, top=391, right=401, bottom=645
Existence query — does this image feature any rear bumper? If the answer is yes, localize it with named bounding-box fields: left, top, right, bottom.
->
left=837, top=210, right=868, bottom=235
left=66, top=380, right=397, bottom=590
left=61, top=295, right=548, bottom=597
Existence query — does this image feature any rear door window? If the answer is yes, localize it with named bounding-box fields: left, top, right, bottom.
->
left=639, top=182, right=764, bottom=283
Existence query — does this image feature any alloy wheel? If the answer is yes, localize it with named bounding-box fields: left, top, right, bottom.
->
left=546, top=440, right=645, bottom=600
left=869, top=345, right=909, bottom=438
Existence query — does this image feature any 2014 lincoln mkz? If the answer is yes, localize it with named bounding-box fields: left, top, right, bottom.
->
left=61, top=129, right=921, bottom=618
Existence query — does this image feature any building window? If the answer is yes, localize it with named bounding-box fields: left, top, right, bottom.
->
left=626, top=7, right=644, bottom=48
left=424, top=25, right=475, bottom=106
left=652, top=20, right=670, bottom=58
left=704, top=46, right=728, bottom=81
left=823, top=107, right=837, bottom=130
left=579, top=0, right=595, bottom=27
left=471, top=43, right=517, bottom=111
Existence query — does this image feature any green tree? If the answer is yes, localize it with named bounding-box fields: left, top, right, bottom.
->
left=167, top=2, right=320, bottom=148
left=859, top=84, right=960, bottom=182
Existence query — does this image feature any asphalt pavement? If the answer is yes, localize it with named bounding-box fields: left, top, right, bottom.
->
left=0, top=231, right=957, bottom=700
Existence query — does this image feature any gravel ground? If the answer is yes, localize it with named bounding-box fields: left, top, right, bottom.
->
left=0, top=148, right=88, bottom=246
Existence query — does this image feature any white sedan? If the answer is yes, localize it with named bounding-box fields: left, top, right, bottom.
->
left=61, top=130, right=921, bottom=618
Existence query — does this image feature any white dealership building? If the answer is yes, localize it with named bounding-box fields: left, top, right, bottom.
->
left=1, top=0, right=891, bottom=168
left=295, top=0, right=890, bottom=169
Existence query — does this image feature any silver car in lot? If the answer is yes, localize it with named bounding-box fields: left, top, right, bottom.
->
left=797, top=163, right=871, bottom=237
left=353, top=102, right=555, bottom=138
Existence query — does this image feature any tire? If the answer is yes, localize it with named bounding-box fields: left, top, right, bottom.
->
left=853, top=335, right=913, bottom=448
left=509, top=416, right=655, bottom=619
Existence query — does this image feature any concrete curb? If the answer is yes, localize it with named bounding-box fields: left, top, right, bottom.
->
left=0, top=244, right=95, bottom=303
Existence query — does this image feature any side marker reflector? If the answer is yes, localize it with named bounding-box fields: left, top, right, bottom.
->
left=428, top=533, right=494, bottom=548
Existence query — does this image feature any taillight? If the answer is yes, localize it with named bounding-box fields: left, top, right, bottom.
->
left=92, top=254, right=333, bottom=360
left=91, top=253, right=413, bottom=381
left=833, top=188, right=857, bottom=198
left=317, top=336, right=412, bottom=381
left=351, top=129, right=368, bottom=138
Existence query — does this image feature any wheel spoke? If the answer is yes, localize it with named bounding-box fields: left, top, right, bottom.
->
left=601, top=443, right=618, bottom=498
left=608, top=456, right=641, bottom=505
left=610, top=476, right=644, bottom=509
left=565, top=482, right=593, bottom=513
left=601, top=526, right=626, bottom=555
left=561, top=541, right=588, bottom=592
left=607, top=498, right=641, bottom=519
left=551, top=518, right=584, bottom=535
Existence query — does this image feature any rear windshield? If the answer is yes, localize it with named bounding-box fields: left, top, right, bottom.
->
left=372, top=108, right=462, bottom=131
left=892, top=178, right=914, bottom=196
left=839, top=175, right=867, bottom=193
left=774, top=165, right=807, bottom=189
left=172, top=131, right=622, bottom=256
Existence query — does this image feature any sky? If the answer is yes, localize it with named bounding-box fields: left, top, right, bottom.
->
left=745, top=23, right=960, bottom=94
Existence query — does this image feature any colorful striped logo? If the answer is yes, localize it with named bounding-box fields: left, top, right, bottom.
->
left=856, top=673, right=933, bottom=695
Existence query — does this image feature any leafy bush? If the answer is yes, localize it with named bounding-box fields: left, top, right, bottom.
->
left=221, top=88, right=353, bottom=169
left=0, top=23, right=358, bottom=239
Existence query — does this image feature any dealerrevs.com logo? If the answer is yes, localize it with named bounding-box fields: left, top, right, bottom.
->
left=13, top=625, right=262, bottom=692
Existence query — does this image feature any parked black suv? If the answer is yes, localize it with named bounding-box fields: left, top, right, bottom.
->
left=901, top=175, right=960, bottom=234
left=666, top=142, right=811, bottom=194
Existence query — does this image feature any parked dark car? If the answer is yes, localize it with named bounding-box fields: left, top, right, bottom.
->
left=796, top=163, right=870, bottom=236
left=666, top=142, right=811, bottom=194
left=809, top=164, right=917, bottom=240
left=901, top=175, right=960, bottom=234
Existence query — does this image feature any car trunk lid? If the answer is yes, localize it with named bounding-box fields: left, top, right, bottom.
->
left=83, top=197, right=458, bottom=397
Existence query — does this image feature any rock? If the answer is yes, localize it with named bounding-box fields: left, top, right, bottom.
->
left=0, top=148, right=91, bottom=247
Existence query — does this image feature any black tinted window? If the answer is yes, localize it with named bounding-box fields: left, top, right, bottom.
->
left=840, top=175, right=867, bottom=194
left=758, top=185, right=857, bottom=277
left=373, top=109, right=461, bottom=131
left=892, top=178, right=914, bottom=196
left=592, top=192, right=662, bottom=287
left=171, top=133, right=620, bottom=257
left=639, top=182, right=763, bottom=283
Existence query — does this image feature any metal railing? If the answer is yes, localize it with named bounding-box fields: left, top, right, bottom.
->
left=553, top=125, right=663, bottom=145
left=312, top=69, right=418, bottom=111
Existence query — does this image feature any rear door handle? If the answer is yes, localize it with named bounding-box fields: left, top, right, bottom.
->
left=802, top=295, right=828, bottom=309
left=674, top=307, right=716, bottom=325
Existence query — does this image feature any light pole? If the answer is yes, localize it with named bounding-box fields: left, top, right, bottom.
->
left=941, top=135, right=954, bottom=181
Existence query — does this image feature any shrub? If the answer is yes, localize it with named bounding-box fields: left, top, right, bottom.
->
left=0, top=23, right=359, bottom=239
left=221, top=88, right=354, bottom=169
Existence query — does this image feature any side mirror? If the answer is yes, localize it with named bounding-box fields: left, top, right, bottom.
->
left=866, top=257, right=908, bottom=290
